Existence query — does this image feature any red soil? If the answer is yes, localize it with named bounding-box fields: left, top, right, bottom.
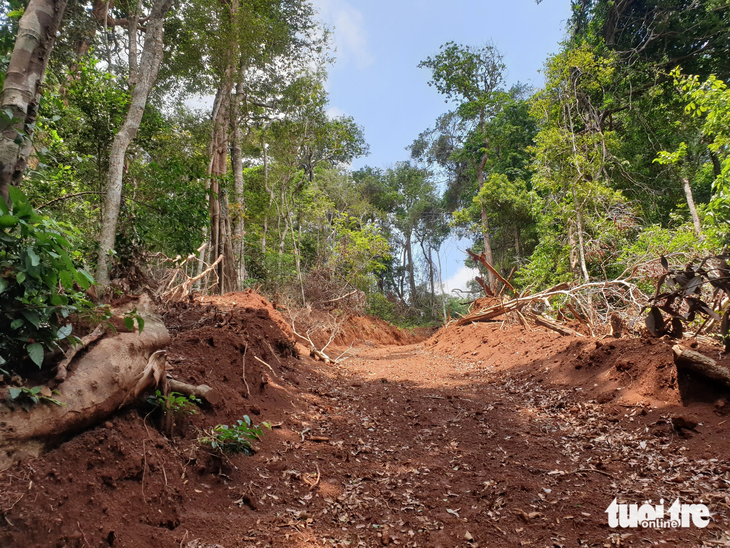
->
left=1, top=292, right=729, bottom=547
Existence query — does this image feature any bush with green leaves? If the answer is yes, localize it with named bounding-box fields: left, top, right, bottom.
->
left=199, top=416, right=271, bottom=455
left=0, top=187, right=95, bottom=375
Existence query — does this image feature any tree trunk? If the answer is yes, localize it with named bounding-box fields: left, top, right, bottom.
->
left=682, top=177, right=703, bottom=238
left=476, top=165, right=497, bottom=291
left=230, top=79, right=246, bottom=284
left=405, top=230, right=417, bottom=305
left=127, top=0, right=140, bottom=88
left=207, top=78, right=239, bottom=294
left=571, top=183, right=590, bottom=283
left=95, top=0, right=174, bottom=285
left=0, top=0, right=68, bottom=205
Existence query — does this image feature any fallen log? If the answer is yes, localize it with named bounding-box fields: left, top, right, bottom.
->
left=467, top=249, right=515, bottom=295
left=528, top=313, right=585, bottom=337
left=0, top=295, right=170, bottom=470
left=672, top=345, right=730, bottom=388
left=166, top=378, right=221, bottom=406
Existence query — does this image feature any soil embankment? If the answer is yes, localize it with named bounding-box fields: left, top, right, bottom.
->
left=1, top=291, right=729, bottom=547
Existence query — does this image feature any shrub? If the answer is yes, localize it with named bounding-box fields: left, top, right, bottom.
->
left=0, top=187, right=94, bottom=375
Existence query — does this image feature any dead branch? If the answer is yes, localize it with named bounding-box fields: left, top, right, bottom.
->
left=673, top=345, right=730, bottom=387
left=254, top=355, right=277, bottom=376
left=166, top=378, right=221, bottom=406
left=241, top=345, right=250, bottom=397
left=456, top=278, right=647, bottom=336
left=322, top=290, right=359, bottom=305
left=150, top=248, right=222, bottom=301
left=527, top=313, right=585, bottom=337
left=467, top=249, right=515, bottom=295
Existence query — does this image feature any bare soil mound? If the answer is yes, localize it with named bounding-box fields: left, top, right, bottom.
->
left=2, top=293, right=730, bottom=547
left=427, top=321, right=730, bottom=408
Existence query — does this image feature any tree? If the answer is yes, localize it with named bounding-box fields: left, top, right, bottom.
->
left=0, top=0, right=68, bottom=205
left=419, top=41, right=507, bottom=289
left=96, top=0, right=175, bottom=285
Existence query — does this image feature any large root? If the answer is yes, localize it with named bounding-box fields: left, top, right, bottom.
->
left=0, top=296, right=170, bottom=470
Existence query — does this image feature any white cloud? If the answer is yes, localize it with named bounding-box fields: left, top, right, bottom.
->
left=326, top=105, right=348, bottom=119
left=313, top=0, right=374, bottom=70
left=442, top=266, right=479, bottom=296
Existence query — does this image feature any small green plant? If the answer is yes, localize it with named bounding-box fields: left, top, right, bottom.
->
left=147, top=390, right=199, bottom=415
left=199, top=416, right=271, bottom=455
left=123, top=307, right=145, bottom=332
left=4, top=385, right=65, bottom=411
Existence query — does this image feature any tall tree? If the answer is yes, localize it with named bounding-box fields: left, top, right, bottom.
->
left=0, top=0, right=68, bottom=205
left=419, top=41, right=507, bottom=289
left=95, top=0, right=175, bottom=285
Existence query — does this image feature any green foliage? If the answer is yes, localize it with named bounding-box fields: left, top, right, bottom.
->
left=659, top=70, right=730, bottom=236
left=0, top=188, right=94, bottom=374
left=122, top=307, right=145, bottom=333
left=4, top=385, right=65, bottom=411
left=199, top=416, right=271, bottom=455
left=147, top=390, right=200, bottom=416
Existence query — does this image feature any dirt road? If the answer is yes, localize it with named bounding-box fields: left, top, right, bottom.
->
left=1, top=296, right=729, bottom=547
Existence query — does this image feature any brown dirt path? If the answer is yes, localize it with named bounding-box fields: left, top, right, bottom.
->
left=1, top=295, right=730, bottom=547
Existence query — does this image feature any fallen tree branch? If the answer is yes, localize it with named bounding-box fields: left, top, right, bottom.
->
left=527, top=313, right=585, bottom=337
left=290, top=322, right=339, bottom=364
left=254, top=355, right=277, bottom=376
left=673, top=345, right=730, bottom=387
left=166, top=378, right=221, bottom=405
left=467, top=249, right=515, bottom=295
left=322, top=290, right=359, bottom=306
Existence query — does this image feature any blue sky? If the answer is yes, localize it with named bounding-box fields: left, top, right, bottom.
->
left=312, top=0, right=573, bottom=292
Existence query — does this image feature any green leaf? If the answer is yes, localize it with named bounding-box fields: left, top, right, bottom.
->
left=27, top=343, right=44, bottom=367
left=50, top=294, right=68, bottom=306
left=0, top=278, right=6, bottom=294
left=16, top=271, right=26, bottom=284
left=57, top=324, right=72, bottom=339
left=123, top=316, right=135, bottom=331
left=21, top=310, right=40, bottom=329
left=8, top=387, right=22, bottom=400
left=27, top=247, right=40, bottom=267
left=10, top=319, right=24, bottom=330
left=136, top=316, right=145, bottom=333
left=59, top=270, right=73, bottom=290
left=73, top=269, right=91, bottom=290
left=7, top=186, right=23, bottom=206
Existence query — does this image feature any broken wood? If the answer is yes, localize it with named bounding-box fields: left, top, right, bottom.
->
left=120, top=349, right=168, bottom=408
left=254, top=355, right=277, bottom=376
left=672, top=345, right=730, bottom=388
left=54, top=324, right=106, bottom=383
left=166, top=378, right=221, bottom=406
left=467, top=249, right=515, bottom=295
left=528, top=313, right=585, bottom=337
left=474, top=276, right=494, bottom=297
left=291, top=326, right=336, bottom=364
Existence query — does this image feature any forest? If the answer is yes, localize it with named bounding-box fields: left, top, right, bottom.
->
left=1, top=0, right=729, bottom=355
left=2, top=1, right=730, bottom=546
